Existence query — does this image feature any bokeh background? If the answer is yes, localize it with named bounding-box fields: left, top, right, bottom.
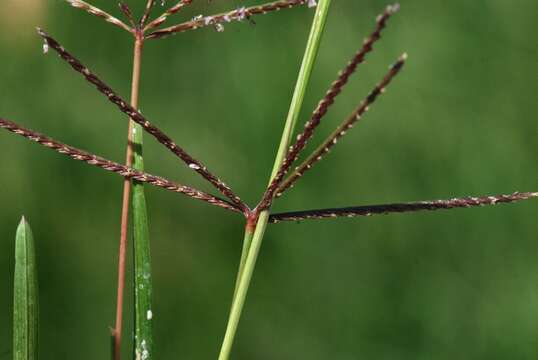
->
left=1, top=0, right=537, bottom=359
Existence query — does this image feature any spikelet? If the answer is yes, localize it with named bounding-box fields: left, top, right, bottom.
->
left=64, top=0, right=132, bottom=33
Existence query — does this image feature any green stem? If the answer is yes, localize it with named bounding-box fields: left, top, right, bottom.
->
left=232, top=225, right=255, bottom=300
left=219, top=1, right=332, bottom=358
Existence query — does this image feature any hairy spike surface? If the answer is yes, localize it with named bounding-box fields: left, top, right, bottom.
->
left=257, top=4, right=400, bottom=210
left=269, top=192, right=538, bottom=223
left=64, top=0, right=132, bottom=33
left=276, top=53, right=407, bottom=197
left=144, top=0, right=194, bottom=31
left=146, top=0, right=312, bottom=39
left=0, top=118, right=242, bottom=214
left=36, top=29, right=249, bottom=214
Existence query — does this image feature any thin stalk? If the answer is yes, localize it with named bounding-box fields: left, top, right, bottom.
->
left=231, top=219, right=256, bottom=300
left=218, top=1, right=332, bottom=358
left=112, top=34, right=144, bottom=360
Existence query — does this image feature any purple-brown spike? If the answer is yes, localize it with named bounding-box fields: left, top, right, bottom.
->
left=119, top=2, right=136, bottom=28
left=269, top=192, right=538, bottom=223
left=0, top=118, right=242, bottom=214
left=146, top=0, right=313, bottom=40
left=140, top=0, right=156, bottom=28
left=257, top=4, right=400, bottom=211
left=276, top=53, right=407, bottom=197
left=36, top=29, right=249, bottom=214
left=64, top=0, right=133, bottom=33
left=144, top=0, right=194, bottom=32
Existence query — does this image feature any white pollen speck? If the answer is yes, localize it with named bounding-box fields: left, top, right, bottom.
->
left=189, top=163, right=201, bottom=170
left=307, top=0, right=317, bottom=8
left=192, top=14, right=203, bottom=21
left=147, top=310, right=153, bottom=320
left=236, top=7, right=247, bottom=20
left=215, top=23, right=225, bottom=32
left=43, top=40, right=49, bottom=54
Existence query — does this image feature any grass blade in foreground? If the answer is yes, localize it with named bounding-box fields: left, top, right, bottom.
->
left=219, top=1, right=332, bottom=358
left=133, top=178, right=153, bottom=360
left=13, top=217, right=39, bottom=360
left=129, top=39, right=153, bottom=360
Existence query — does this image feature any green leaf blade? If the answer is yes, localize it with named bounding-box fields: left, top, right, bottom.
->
left=132, top=123, right=153, bottom=360
left=13, top=216, right=39, bottom=360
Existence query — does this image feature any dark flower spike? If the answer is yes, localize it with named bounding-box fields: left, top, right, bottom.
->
left=0, top=118, right=242, bottom=214
left=140, top=0, right=157, bottom=28
left=37, top=29, right=249, bottom=214
left=257, top=4, right=400, bottom=210
left=64, top=0, right=133, bottom=33
left=276, top=53, right=407, bottom=197
left=146, top=0, right=313, bottom=40
left=118, top=2, right=136, bottom=29
left=144, top=0, right=194, bottom=32
left=269, top=192, right=538, bottom=223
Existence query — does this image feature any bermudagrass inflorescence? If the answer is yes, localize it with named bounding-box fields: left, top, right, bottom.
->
left=2, top=1, right=536, bottom=359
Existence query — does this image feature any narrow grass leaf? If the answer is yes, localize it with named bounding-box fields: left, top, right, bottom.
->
left=13, top=217, right=38, bottom=360
left=132, top=110, right=153, bottom=360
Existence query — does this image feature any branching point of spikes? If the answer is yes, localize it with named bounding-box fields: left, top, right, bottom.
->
left=269, top=192, right=538, bottom=223
left=0, top=118, right=242, bottom=214
left=37, top=29, right=249, bottom=214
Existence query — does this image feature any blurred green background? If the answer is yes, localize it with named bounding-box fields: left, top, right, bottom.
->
left=1, top=0, right=537, bottom=359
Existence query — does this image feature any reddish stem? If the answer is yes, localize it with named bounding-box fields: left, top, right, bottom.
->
left=113, top=32, right=144, bottom=360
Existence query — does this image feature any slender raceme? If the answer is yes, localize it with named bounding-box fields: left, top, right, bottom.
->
left=0, top=117, right=241, bottom=213
left=144, top=0, right=194, bottom=31
left=276, top=53, right=407, bottom=196
left=147, top=0, right=313, bottom=39
left=269, top=192, right=538, bottom=223
left=140, top=0, right=156, bottom=27
left=36, top=29, right=249, bottom=214
left=64, top=0, right=133, bottom=33
left=118, top=2, right=136, bottom=28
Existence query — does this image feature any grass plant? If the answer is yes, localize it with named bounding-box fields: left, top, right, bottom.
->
left=3, top=1, right=537, bottom=359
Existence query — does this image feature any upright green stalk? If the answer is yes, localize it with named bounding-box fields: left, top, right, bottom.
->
left=219, top=1, right=332, bottom=358
left=130, top=35, right=153, bottom=360
left=13, top=217, right=39, bottom=360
